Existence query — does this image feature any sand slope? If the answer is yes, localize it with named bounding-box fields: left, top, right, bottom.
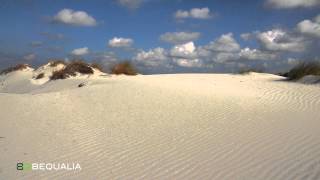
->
left=0, top=73, right=320, bottom=179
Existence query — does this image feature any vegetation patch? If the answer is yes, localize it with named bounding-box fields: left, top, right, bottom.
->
left=285, top=62, right=320, bottom=80
left=0, top=64, right=31, bottom=75
left=50, top=61, right=94, bottom=80
left=35, top=73, right=45, bottom=79
left=110, top=62, right=138, bottom=75
left=78, top=82, right=86, bottom=88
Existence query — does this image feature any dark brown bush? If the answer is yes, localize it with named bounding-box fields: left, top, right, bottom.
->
left=0, top=64, right=31, bottom=75
left=286, top=62, right=320, bottom=80
left=50, top=61, right=94, bottom=80
left=64, top=61, right=94, bottom=75
left=277, top=72, right=289, bottom=77
left=78, top=82, right=86, bottom=88
left=35, top=73, right=44, bottom=79
left=51, top=70, right=68, bottom=80
left=110, top=62, right=137, bottom=75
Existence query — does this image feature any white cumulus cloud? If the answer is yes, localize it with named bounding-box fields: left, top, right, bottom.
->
left=174, top=58, right=202, bottom=68
left=212, top=52, right=240, bottom=63
left=170, top=42, right=203, bottom=67
left=71, top=47, right=90, bottom=56
left=297, top=15, right=320, bottom=37
left=256, top=29, right=306, bottom=52
left=206, top=33, right=240, bottom=52
left=160, top=32, right=201, bottom=44
left=240, top=48, right=278, bottom=60
left=175, top=7, right=212, bottom=20
left=175, top=10, right=189, bottom=19
left=108, top=37, right=134, bottom=48
left=53, top=9, right=97, bottom=26
left=23, top=53, right=36, bottom=61
left=170, top=42, right=197, bottom=58
left=134, top=47, right=168, bottom=67
left=266, top=0, right=320, bottom=9
left=240, top=33, right=253, bottom=41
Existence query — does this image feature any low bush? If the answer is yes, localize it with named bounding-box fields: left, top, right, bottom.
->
left=35, top=73, right=45, bottom=79
left=286, top=62, right=320, bottom=80
left=110, top=61, right=138, bottom=75
left=51, top=70, right=68, bottom=80
left=277, top=72, right=289, bottom=77
left=50, top=60, right=94, bottom=80
left=0, top=64, right=30, bottom=75
left=64, top=61, right=94, bottom=75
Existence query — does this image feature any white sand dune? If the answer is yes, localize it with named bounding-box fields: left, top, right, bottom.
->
left=0, top=73, right=320, bottom=179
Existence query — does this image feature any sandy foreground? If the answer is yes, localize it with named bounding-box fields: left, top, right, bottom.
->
left=0, top=72, right=320, bottom=179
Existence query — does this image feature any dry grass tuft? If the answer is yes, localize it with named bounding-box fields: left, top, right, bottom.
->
left=35, top=73, right=45, bottom=79
left=286, top=62, right=320, bottom=80
left=51, top=70, right=68, bottom=80
left=110, top=61, right=138, bottom=75
left=50, top=60, right=94, bottom=80
left=0, top=64, right=31, bottom=75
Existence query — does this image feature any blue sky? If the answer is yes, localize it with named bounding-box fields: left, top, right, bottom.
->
left=0, top=0, right=319, bottom=73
